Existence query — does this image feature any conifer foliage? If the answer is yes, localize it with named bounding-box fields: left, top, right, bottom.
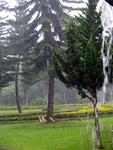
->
left=54, top=0, right=105, bottom=147
left=15, top=0, right=70, bottom=122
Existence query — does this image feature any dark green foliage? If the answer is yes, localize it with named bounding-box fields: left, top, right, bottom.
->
left=0, top=56, right=14, bottom=88
left=0, top=9, right=14, bottom=88
left=7, top=0, right=37, bottom=55
left=54, top=0, right=104, bottom=98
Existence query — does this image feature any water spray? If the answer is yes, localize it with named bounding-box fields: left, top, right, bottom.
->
left=97, top=0, right=113, bottom=102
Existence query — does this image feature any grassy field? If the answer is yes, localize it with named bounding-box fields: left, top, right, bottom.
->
left=1, top=104, right=113, bottom=121
left=1, top=104, right=113, bottom=115
left=0, top=117, right=113, bottom=150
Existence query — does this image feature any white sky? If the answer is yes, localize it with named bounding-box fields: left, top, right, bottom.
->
left=3, top=0, right=87, bottom=17
left=5, top=0, right=87, bottom=7
left=5, top=0, right=16, bottom=7
left=0, top=0, right=87, bottom=20
left=0, top=0, right=16, bottom=19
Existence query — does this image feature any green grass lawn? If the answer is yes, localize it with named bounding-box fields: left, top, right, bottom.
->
left=1, top=104, right=113, bottom=122
left=0, top=109, right=41, bottom=115
left=0, top=117, right=113, bottom=150
left=1, top=104, right=113, bottom=116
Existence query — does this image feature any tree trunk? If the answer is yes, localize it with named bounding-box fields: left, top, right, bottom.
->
left=15, top=61, right=22, bottom=113
left=46, top=70, right=54, bottom=122
left=93, top=98, right=103, bottom=148
left=24, top=89, right=29, bottom=106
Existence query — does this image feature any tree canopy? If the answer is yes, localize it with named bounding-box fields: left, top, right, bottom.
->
left=54, top=0, right=104, bottom=100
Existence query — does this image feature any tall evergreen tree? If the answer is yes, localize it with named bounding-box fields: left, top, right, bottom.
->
left=6, top=0, right=32, bottom=113
left=7, top=0, right=87, bottom=121
left=15, top=0, right=70, bottom=122
left=54, top=0, right=105, bottom=147
left=0, top=1, right=14, bottom=89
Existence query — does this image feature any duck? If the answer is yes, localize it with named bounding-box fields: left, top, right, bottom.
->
left=38, top=116, right=45, bottom=123
left=50, top=117, right=55, bottom=122
left=41, top=116, right=47, bottom=123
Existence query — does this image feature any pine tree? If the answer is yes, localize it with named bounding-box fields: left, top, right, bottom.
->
left=0, top=1, right=14, bottom=89
left=6, top=0, right=32, bottom=113
left=7, top=0, right=87, bottom=121
left=54, top=0, right=105, bottom=147
left=15, top=0, right=70, bottom=122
